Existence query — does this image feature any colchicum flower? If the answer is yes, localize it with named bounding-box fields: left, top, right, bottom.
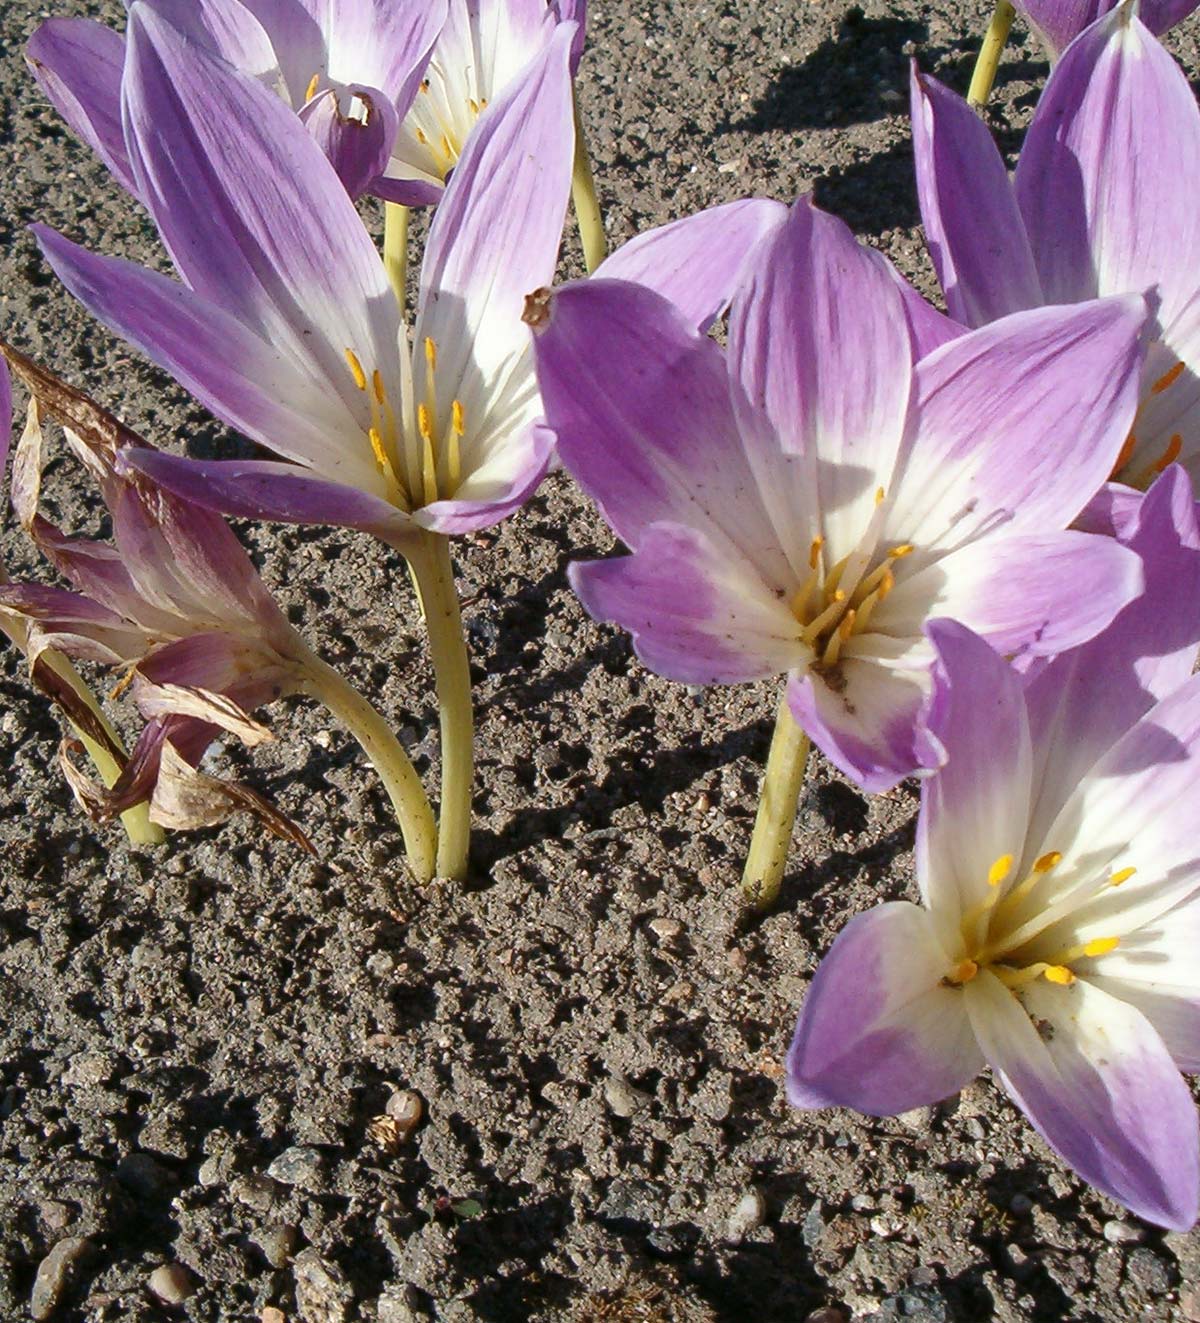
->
left=0, top=347, right=434, bottom=871
left=1013, top=0, right=1198, bottom=59
left=787, top=466, right=1200, bottom=1228
left=913, top=4, right=1200, bottom=494
left=28, top=0, right=585, bottom=205
left=528, top=197, right=1148, bottom=793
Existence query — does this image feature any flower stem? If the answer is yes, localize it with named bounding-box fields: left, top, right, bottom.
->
left=742, top=690, right=810, bottom=910
left=571, top=92, right=606, bottom=273
left=405, top=530, right=473, bottom=880
left=968, top=0, right=1016, bottom=108
left=294, top=647, right=436, bottom=883
left=39, top=647, right=164, bottom=845
left=383, top=202, right=410, bottom=309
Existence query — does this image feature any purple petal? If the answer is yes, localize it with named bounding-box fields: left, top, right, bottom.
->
left=139, top=0, right=284, bottom=85
left=966, top=971, right=1199, bottom=1229
left=570, top=521, right=804, bottom=685
left=1024, top=466, right=1200, bottom=844
left=729, top=197, right=913, bottom=553
left=1017, top=0, right=1108, bottom=57
left=315, top=0, right=446, bottom=107
left=298, top=82, right=398, bottom=199
left=787, top=902, right=984, bottom=1115
left=786, top=656, right=943, bottom=793
left=890, top=296, right=1149, bottom=552
left=531, top=279, right=794, bottom=590
left=595, top=199, right=789, bottom=333
left=1074, top=481, right=1145, bottom=538
left=910, top=529, right=1144, bottom=660
left=891, top=272, right=965, bottom=359
left=122, top=5, right=402, bottom=396
left=34, top=226, right=380, bottom=489
left=116, top=449, right=412, bottom=539
left=26, top=19, right=137, bottom=195
left=910, top=67, right=1041, bottom=327
left=919, top=620, right=1033, bottom=928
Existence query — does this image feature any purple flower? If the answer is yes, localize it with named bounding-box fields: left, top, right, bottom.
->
left=913, top=6, right=1200, bottom=490
left=28, top=0, right=587, bottom=205
left=787, top=467, right=1200, bottom=1228
left=1014, top=0, right=1198, bottom=59
left=528, top=197, right=1148, bottom=791
left=0, top=345, right=315, bottom=841
left=35, top=4, right=576, bottom=543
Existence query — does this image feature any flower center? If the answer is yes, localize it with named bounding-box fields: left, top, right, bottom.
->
left=410, top=78, right=488, bottom=179
left=942, top=850, right=1133, bottom=991
left=788, top=488, right=913, bottom=671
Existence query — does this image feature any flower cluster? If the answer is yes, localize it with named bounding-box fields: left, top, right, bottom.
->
left=5, top=0, right=1200, bottom=1233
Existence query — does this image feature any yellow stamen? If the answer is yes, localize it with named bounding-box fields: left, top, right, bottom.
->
left=468, top=97, right=480, bottom=115
left=424, top=336, right=438, bottom=371
left=1153, top=433, right=1183, bottom=474
left=800, top=590, right=847, bottom=645
left=418, top=403, right=434, bottom=445
left=888, top=544, right=914, bottom=560
left=988, top=853, right=1013, bottom=887
left=344, top=348, right=367, bottom=391
left=853, top=575, right=891, bottom=633
left=1043, top=965, right=1075, bottom=986
left=1110, top=866, right=1136, bottom=887
left=108, top=665, right=137, bottom=702
left=448, top=399, right=464, bottom=488
left=1084, top=936, right=1119, bottom=958
left=372, top=369, right=386, bottom=405
left=1113, top=430, right=1137, bottom=476
left=874, top=486, right=885, bottom=506
left=1034, top=850, right=1061, bottom=873
left=416, top=127, right=429, bottom=145
left=451, top=399, right=464, bottom=437
left=305, top=72, right=320, bottom=102
left=441, top=134, right=453, bottom=160
left=945, top=958, right=978, bottom=985
left=821, top=609, right=856, bottom=668
left=369, top=427, right=389, bottom=471
left=1152, top=360, right=1185, bottom=394
left=808, top=535, right=824, bottom=571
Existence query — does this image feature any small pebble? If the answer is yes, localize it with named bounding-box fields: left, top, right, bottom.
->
left=1009, top=1193, right=1034, bottom=1216
left=648, top=917, right=683, bottom=942
left=384, top=1089, right=423, bottom=1138
left=267, top=1145, right=325, bottom=1190
left=253, top=1224, right=298, bottom=1270
left=896, top=1106, right=932, bottom=1131
left=850, top=1194, right=875, bottom=1213
left=603, top=1074, right=650, bottom=1118
left=727, top=948, right=748, bottom=974
left=1102, top=1218, right=1144, bottom=1245
left=725, top=1188, right=766, bottom=1241
left=232, top=1173, right=280, bottom=1212
left=963, top=1117, right=987, bottom=1141
left=261, top=1310, right=285, bottom=1323
left=30, top=1237, right=94, bottom=1321
left=148, top=1263, right=196, bottom=1307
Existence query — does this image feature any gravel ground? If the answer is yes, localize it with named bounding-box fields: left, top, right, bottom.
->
left=3, top=0, right=1200, bottom=1320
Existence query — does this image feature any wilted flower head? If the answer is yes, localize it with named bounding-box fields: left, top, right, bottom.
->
left=787, top=467, right=1200, bottom=1227
left=0, top=345, right=312, bottom=843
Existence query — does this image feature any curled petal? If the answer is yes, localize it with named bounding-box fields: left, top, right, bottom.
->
left=299, top=82, right=398, bottom=198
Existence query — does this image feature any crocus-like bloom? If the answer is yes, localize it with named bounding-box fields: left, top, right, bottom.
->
left=36, top=6, right=782, bottom=546
left=0, top=347, right=313, bottom=841
left=912, top=4, right=1200, bottom=493
left=529, top=196, right=1147, bottom=790
left=28, top=0, right=584, bottom=204
left=1014, top=0, right=1197, bottom=59
left=787, top=465, right=1200, bottom=1228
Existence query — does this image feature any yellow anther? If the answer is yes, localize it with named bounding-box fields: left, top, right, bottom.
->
left=1043, top=965, right=1075, bottom=986
left=801, top=590, right=848, bottom=646
left=451, top=399, right=465, bottom=436
left=1154, top=433, right=1183, bottom=474
left=1110, top=866, right=1136, bottom=887
left=108, top=664, right=137, bottom=702
left=416, top=127, right=429, bottom=144
left=424, top=336, right=438, bottom=370
left=417, top=402, right=434, bottom=443
left=1152, top=360, right=1186, bottom=394
left=1083, top=936, right=1119, bottom=958
left=1034, top=851, right=1061, bottom=873
left=808, top=535, right=824, bottom=571
left=344, top=348, right=368, bottom=391
left=372, top=369, right=386, bottom=405
left=988, top=854, right=1013, bottom=887
left=369, top=427, right=388, bottom=470
left=305, top=72, right=320, bottom=102
left=888, top=543, right=914, bottom=560
left=946, top=958, right=978, bottom=986
left=441, top=133, right=453, bottom=159
left=469, top=97, right=480, bottom=115
left=874, top=486, right=885, bottom=506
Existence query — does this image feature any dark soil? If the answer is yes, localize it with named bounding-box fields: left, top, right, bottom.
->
left=3, top=1, right=1199, bottom=1320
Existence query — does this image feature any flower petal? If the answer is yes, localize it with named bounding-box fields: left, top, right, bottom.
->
left=595, top=198, right=789, bottom=332
left=918, top=620, right=1034, bottom=933
left=910, top=66, right=1041, bottom=327
left=966, top=970, right=1199, bottom=1229
left=888, top=296, right=1148, bottom=554
left=298, top=82, right=398, bottom=198
left=570, top=521, right=805, bottom=685
left=728, top=197, right=913, bottom=556
left=787, top=901, right=983, bottom=1115
left=26, top=18, right=137, bottom=195
left=413, top=421, right=555, bottom=534
left=531, top=278, right=794, bottom=590
left=1024, top=466, right=1200, bottom=847
left=116, top=450, right=412, bottom=539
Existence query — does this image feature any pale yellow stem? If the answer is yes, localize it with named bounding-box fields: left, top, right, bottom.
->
left=968, top=1, right=1016, bottom=108
left=383, top=202, right=410, bottom=309
left=741, top=691, right=811, bottom=910
left=403, top=530, right=473, bottom=881
left=293, top=647, right=436, bottom=883
left=571, top=92, right=606, bottom=273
